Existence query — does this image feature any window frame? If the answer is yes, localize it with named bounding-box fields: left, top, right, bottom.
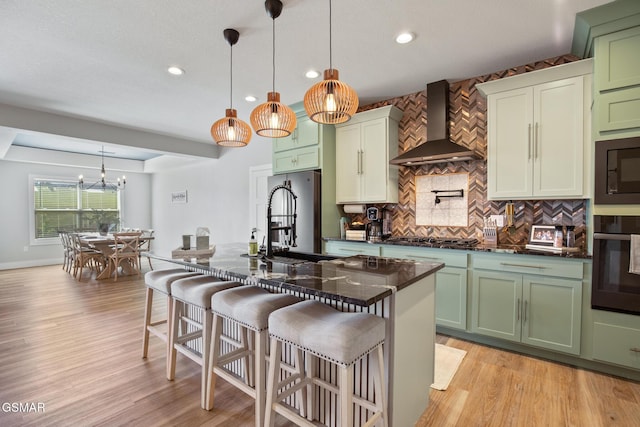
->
left=29, top=174, right=122, bottom=246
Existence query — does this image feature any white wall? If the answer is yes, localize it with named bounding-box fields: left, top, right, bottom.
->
left=150, top=141, right=272, bottom=256
left=0, top=158, right=151, bottom=269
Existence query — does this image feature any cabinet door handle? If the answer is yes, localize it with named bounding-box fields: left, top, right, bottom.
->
left=500, top=262, right=546, bottom=269
left=631, top=348, right=640, bottom=353
left=343, top=248, right=365, bottom=253
left=534, top=122, right=539, bottom=159
left=517, top=298, right=521, bottom=321
left=359, top=150, right=364, bottom=175
left=524, top=300, right=528, bottom=323
left=528, top=123, right=532, bottom=160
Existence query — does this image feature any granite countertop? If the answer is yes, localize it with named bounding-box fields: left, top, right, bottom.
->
left=324, top=237, right=591, bottom=259
left=145, top=243, right=444, bottom=307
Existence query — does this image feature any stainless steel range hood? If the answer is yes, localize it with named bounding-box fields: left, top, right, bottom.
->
left=390, top=80, right=477, bottom=166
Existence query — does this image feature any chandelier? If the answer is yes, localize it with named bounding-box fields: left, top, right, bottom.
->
left=78, top=146, right=126, bottom=191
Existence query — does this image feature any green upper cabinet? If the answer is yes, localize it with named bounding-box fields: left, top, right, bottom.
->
left=335, top=106, right=402, bottom=204
left=273, top=114, right=320, bottom=153
left=594, top=26, right=640, bottom=138
left=571, top=0, right=640, bottom=140
left=272, top=109, right=336, bottom=175
left=477, top=60, right=592, bottom=200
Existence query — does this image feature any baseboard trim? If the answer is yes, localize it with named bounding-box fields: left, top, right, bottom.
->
left=0, top=258, right=62, bottom=271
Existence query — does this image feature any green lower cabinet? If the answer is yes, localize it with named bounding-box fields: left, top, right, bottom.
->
left=472, top=270, right=582, bottom=355
left=592, top=316, right=640, bottom=370
left=380, top=246, right=468, bottom=330
left=521, top=276, right=582, bottom=355
left=434, top=267, right=468, bottom=330
left=472, top=271, right=522, bottom=341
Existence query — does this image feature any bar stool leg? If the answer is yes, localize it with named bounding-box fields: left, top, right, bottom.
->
left=264, top=336, right=281, bottom=427
left=292, top=348, right=308, bottom=420
left=167, top=298, right=181, bottom=380
left=142, top=287, right=154, bottom=358
left=339, top=364, right=354, bottom=427
left=254, top=329, right=267, bottom=427
left=200, top=307, right=213, bottom=409
left=305, top=353, right=316, bottom=421
left=373, top=345, right=388, bottom=427
left=205, top=313, right=223, bottom=411
left=243, top=327, right=253, bottom=387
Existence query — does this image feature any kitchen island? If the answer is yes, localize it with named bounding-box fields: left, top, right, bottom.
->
left=145, top=243, right=443, bottom=427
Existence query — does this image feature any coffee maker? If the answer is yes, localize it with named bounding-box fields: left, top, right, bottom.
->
left=366, top=207, right=383, bottom=242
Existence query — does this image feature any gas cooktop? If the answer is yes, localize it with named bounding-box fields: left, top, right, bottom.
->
left=384, top=236, right=480, bottom=249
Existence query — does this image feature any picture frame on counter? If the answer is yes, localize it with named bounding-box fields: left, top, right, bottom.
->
left=171, top=190, right=188, bottom=204
left=529, top=224, right=555, bottom=245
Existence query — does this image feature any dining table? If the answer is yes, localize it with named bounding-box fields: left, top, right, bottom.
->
left=79, top=233, right=154, bottom=280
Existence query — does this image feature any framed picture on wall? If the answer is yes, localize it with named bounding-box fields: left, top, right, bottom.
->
left=171, top=190, right=188, bottom=204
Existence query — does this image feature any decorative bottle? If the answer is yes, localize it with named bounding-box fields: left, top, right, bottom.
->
left=566, top=226, right=575, bottom=248
left=553, top=225, right=564, bottom=248
left=248, top=229, right=258, bottom=256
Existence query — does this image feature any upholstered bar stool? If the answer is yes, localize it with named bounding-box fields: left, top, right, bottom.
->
left=205, top=286, right=300, bottom=426
left=142, top=268, right=202, bottom=365
left=265, top=300, right=388, bottom=427
left=167, top=275, right=240, bottom=408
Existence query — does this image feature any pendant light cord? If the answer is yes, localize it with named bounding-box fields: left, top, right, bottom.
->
left=229, top=42, right=234, bottom=109
left=272, top=17, right=276, bottom=93
left=329, top=0, right=333, bottom=71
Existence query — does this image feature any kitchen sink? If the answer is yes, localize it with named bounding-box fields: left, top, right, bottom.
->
left=263, top=250, right=338, bottom=264
left=242, top=251, right=338, bottom=265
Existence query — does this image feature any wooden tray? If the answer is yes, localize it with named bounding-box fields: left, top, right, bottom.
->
left=171, top=245, right=216, bottom=258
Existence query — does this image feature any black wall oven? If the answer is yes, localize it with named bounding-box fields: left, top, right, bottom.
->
left=592, top=215, right=640, bottom=315
left=595, top=137, right=640, bottom=204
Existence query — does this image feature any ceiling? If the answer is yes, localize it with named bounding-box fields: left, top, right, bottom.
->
left=0, top=0, right=610, bottom=160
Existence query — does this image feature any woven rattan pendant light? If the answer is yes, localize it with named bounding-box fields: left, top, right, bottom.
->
left=304, top=0, right=358, bottom=124
left=211, top=29, right=252, bottom=147
left=250, top=0, right=296, bottom=138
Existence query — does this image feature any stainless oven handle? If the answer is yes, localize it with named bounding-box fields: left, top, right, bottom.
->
left=594, top=233, right=631, bottom=241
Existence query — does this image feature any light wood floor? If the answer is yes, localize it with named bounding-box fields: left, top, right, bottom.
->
left=1, top=264, right=639, bottom=426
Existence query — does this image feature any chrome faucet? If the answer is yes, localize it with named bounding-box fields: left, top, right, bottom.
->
left=266, top=182, right=297, bottom=258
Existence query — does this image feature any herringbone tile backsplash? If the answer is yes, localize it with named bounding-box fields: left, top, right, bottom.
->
left=353, top=54, right=587, bottom=249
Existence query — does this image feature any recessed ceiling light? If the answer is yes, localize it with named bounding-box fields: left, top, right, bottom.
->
left=305, top=70, right=320, bottom=79
left=167, top=66, right=185, bottom=76
left=245, top=95, right=257, bottom=102
left=395, top=32, right=415, bottom=44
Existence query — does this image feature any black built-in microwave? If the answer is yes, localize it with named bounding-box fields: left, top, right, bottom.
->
left=595, top=137, right=640, bottom=204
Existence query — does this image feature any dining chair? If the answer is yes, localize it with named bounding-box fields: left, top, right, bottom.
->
left=59, top=231, right=74, bottom=274
left=109, top=231, right=142, bottom=281
left=70, top=233, right=105, bottom=281
left=138, top=229, right=154, bottom=271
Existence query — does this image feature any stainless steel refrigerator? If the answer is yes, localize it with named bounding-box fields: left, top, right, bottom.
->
left=267, top=170, right=321, bottom=254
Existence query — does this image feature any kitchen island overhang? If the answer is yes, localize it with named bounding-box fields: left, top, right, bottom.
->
left=144, top=243, right=443, bottom=427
